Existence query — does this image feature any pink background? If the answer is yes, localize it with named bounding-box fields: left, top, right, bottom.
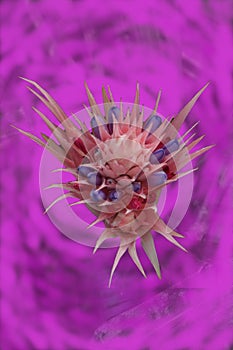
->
left=1, top=0, right=233, bottom=349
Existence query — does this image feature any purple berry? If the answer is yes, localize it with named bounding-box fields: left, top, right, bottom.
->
left=108, top=189, right=120, bottom=201
left=147, top=171, right=167, bottom=187
left=87, top=172, right=103, bottom=186
left=90, top=189, right=106, bottom=202
left=163, top=139, right=179, bottom=155
left=132, top=181, right=141, bottom=193
left=91, top=116, right=107, bottom=139
left=143, top=115, right=162, bottom=133
left=149, top=148, right=165, bottom=164
left=77, top=165, right=96, bottom=177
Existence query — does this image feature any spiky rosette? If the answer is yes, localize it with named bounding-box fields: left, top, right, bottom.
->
left=15, top=78, right=214, bottom=286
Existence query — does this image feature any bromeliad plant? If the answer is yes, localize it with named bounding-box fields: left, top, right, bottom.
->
left=15, top=78, right=213, bottom=286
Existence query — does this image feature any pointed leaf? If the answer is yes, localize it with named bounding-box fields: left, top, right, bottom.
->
left=109, top=243, right=128, bottom=287
left=20, top=77, right=69, bottom=124
left=84, top=82, right=102, bottom=116
left=152, top=89, right=161, bottom=115
left=190, top=145, right=215, bottom=161
left=163, top=83, right=209, bottom=141
left=153, top=215, right=187, bottom=252
left=141, top=231, right=161, bottom=278
left=44, top=193, right=72, bottom=214
left=172, top=83, right=209, bottom=132
left=130, top=82, right=140, bottom=124
left=93, top=228, right=116, bottom=254
left=11, top=125, right=46, bottom=147
left=187, top=135, right=205, bottom=151
left=180, top=121, right=199, bottom=140
left=128, top=241, right=146, bottom=277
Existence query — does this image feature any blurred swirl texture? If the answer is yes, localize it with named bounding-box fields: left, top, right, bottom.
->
left=1, top=0, right=233, bottom=349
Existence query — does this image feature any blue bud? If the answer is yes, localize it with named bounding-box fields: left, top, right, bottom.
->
left=143, top=115, right=162, bottom=133
left=90, top=189, right=106, bottom=202
left=108, top=189, right=120, bottom=201
left=87, top=172, right=103, bottom=186
left=163, top=139, right=179, bottom=155
left=147, top=171, right=167, bottom=187
left=77, top=165, right=96, bottom=177
left=132, top=181, right=141, bottom=193
left=91, top=116, right=107, bottom=139
left=108, top=106, right=120, bottom=134
left=149, top=148, right=165, bottom=164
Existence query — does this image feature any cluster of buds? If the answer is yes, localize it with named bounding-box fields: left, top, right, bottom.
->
left=15, top=78, right=213, bottom=286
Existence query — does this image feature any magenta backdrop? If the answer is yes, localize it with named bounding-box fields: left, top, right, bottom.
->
left=1, top=0, right=233, bottom=349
